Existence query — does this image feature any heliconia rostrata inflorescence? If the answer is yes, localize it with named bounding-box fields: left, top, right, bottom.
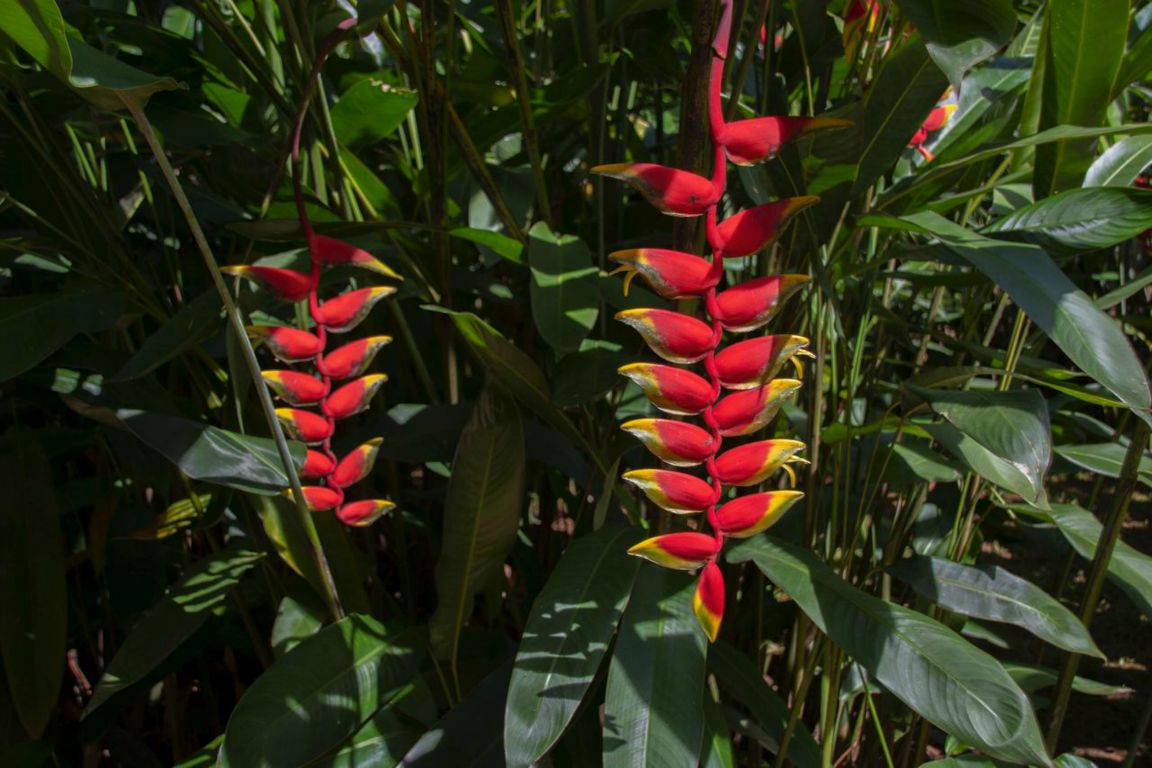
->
left=223, top=19, right=397, bottom=528
left=595, top=0, right=847, bottom=642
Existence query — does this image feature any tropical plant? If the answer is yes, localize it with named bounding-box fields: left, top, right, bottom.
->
left=1, top=0, right=1151, bottom=766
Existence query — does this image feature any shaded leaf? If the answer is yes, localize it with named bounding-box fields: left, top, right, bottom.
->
left=1054, top=442, right=1152, bottom=487
left=449, top=227, right=525, bottom=264
left=114, top=291, right=222, bottom=381
left=892, top=0, right=1017, bottom=84
left=1002, top=663, right=1130, bottom=697
left=729, top=537, right=1051, bottom=767
left=527, top=222, right=599, bottom=357
left=505, top=525, right=642, bottom=767
left=331, top=80, right=417, bottom=148
left=403, top=662, right=511, bottom=767
left=923, top=422, right=1045, bottom=505
left=0, top=291, right=124, bottom=382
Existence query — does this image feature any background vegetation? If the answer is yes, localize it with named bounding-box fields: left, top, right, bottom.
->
left=0, top=0, right=1150, bottom=765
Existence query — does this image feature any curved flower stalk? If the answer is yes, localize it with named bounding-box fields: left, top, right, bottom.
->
left=593, top=0, right=838, bottom=642
left=223, top=19, right=399, bottom=528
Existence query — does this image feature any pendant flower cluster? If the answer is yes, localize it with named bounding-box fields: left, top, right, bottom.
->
left=594, top=0, right=845, bottom=641
left=222, top=18, right=398, bottom=528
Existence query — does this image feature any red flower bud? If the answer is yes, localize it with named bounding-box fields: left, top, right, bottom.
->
left=714, top=439, right=807, bottom=486
left=712, top=379, right=802, bottom=436
left=247, top=326, right=323, bottom=363
left=325, top=374, right=387, bottom=421
left=286, top=485, right=342, bottom=511
left=714, top=197, right=818, bottom=259
left=713, top=274, right=809, bottom=332
left=715, top=117, right=852, bottom=166
left=628, top=532, right=720, bottom=570
left=608, top=249, right=719, bottom=298
left=622, top=469, right=715, bottom=514
left=591, top=163, right=721, bottom=217
left=313, top=286, right=397, bottom=333
left=618, top=363, right=715, bottom=415
left=221, top=266, right=314, bottom=302
left=261, top=370, right=327, bottom=406
left=715, top=490, right=804, bottom=538
left=337, top=499, right=395, bottom=527
left=300, top=449, right=336, bottom=480
left=275, top=408, right=333, bottom=444
left=616, top=309, right=715, bottom=364
left=693, top=562, right=725, bottom=642
left=714, top=335, right=811, bottom=389
left=322, top=336, right=393, bottom=380
left=621, top=418, right=718, bottom=466
left=310, top=234, right=401, bottom=278
left=330, top=438, right=384, bottom=489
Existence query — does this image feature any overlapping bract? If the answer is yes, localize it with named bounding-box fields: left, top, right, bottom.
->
left=602, top=0, right=832, bottom=642
left=226, top=234, right=399, bottom=528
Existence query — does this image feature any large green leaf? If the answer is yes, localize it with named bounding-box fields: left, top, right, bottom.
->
left=218, top=617, right=422, bottom=768
left=922, top=423, right=1046, bottom=506
left=331, top=79, right=418, bottom=148
left=700, top=693, right=734, bottom=768
left=504, top=525, right=642, bottom=767
left=888, top=555, right=1101, bottom=657
left=983, top=188, right=1152, bottom=253
left=311, top=682, right=436, bottom=768
left=729, top=538, right=1051, bottom=767
left=527, top=222, right=599, bottom=357
left=0, top=0, right=178, bottom=109
left=404, top=663, right=511, bottom=767
left=708, top=642, right=820, bottom=768
left=897, top=212, right=1152, bottom=425
left=602, top=567, right=707, bottom=768
left=892, top=0, right=1017, bottom=84
left=114, top=291, right=222, bottom=381
left=118, top=409, right=307, bottom=494
left=0, top=435, right=66, bottom=738
left=1083, top=135, right=1152, bottom=187
left=1039, top=503, right=1152, bottom=619
left=1054, top=442, right=1152, bottom=487
left=1003, top=662, right=1130, bottom=697
left=1034, top=0, right=1129, bottom=196
left=84, top=548, right=263, bottom=720
left=853, top=39, right=951, bottom=196
left=0, top=291, right=124, bottom=382
left=909, top=386, right=1050, bottom=504
left=430, top=389, right=524, bottom=662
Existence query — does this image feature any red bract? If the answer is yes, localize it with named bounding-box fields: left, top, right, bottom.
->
left=313, top=286, right=397, bottom=333
left=261, top=370, right=327, bottom=406
left=248, top=326, right=323, bottom=362
left=221, top=266, right=314, bottom=302
left=322, top=336, right=392, bottom=380
left=602, top=0, right=822, bottom=641
left=310, top=234, right=401, bottom=277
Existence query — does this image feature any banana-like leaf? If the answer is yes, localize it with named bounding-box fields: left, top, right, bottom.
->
left=892, top=0, right=1017, bottom=84
left=983, top=188, right=1152, bottom=253
left=403, top=662, right=512, bottom=767
left=1054, top=442, right=1152, bottom=487
left=888, top=555, right=1101, bottom=657
left=602, top=567, right=707, bottom=768
left=729, top=537, right=1051, bottom=767
left=1002, top=663, right=1130, bottom=697
left=504, top=525, right=642, bottom=767
left=527, top=222, right=599, bottom=357
left=1083, top=136, right=1152, bottom=187
left=0, top=291, right=124, bottom=382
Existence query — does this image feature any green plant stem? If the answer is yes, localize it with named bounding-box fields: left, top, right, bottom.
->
left=1045, top=418, right=1151, bottom=751
left=121, top=94, right=346, bottom=623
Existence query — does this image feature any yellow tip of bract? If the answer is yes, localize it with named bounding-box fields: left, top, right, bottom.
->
left=361, top=257, right=403, bottom=280
left=590, top=163, right=633, bottom=178
left=785, top=195, right=820, bottom=216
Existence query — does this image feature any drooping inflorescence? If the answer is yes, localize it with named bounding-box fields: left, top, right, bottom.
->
left=594, top=0, right=846, bottom=641
left=223, top=19, right=398, bottom=528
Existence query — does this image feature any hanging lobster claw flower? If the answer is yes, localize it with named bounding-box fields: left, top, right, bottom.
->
left=713, top=275, right=809, bottom=332
left=325, top=374, right=387, bottom=420
left=313, top=286, right=396, bottom=333
left=622, top=469, right=715, bottom=514
left=261, top=370, right=327, bottom=406
left=713, top=379, right=802, bottom=436
left=842, top=0, right=880, bottom=62
left=714, top=335, right=811, bottom=389
left=714, top=440, right=807, bottom=486
left=221, top=265, right=314, bottom=302
left=337, top=499, right=395, bottom=527
left=715, top=117, right=852, bottom=166
left=716, top=490, right=804, bottom=538
left=693, top=562, right=725, bottom=642
left=310, top=234, right=401, bottom=278
left=285, top=485, right=342, bottom=512
left=616, top=309, right=715, bottom=364
left=322, top=336, right=392, bottom=380
left=300, top=449, right=336, bottom=480
left=591, top=163, right=721, bottom=217
left=247, top=325, right=323, bottom=363
left=608, top=249, right=719, bottom=298
left=618, top=363, right=715, bottom=415
left=714, top=197, right=819, bottom=259
left=628, top=532, right=720, bottom=570
left=330, top=438, right=384, bottom=489
left=275, top=408, right=333, bottom=444
left=621, top=418, right=718, bottom=466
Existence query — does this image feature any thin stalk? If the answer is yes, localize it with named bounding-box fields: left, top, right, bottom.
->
left=121, top=95, right=346, bottom=622
left=1045, top=419, right=1151, bottom=750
